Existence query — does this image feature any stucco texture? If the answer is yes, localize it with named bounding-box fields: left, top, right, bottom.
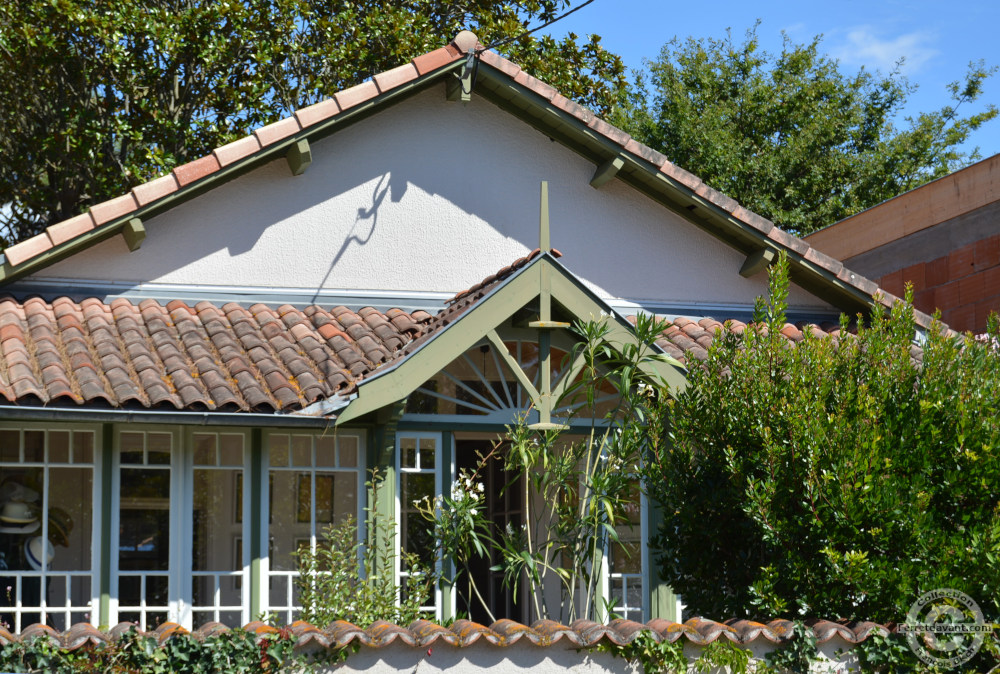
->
left=35, top=86, right=829, bottom=313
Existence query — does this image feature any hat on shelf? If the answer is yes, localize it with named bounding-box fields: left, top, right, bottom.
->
left=47, top=507, right=74, bottom=547
left=0, top=500, right=39, bottom=525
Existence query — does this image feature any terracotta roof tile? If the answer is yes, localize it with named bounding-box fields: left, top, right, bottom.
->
left=173, top=154, right=221, bottom=187
left=213, top=134, right=262, bottom=167
left=294, top=97, right=341, bottom=129
left=0, top=296, right=427, bottom=412
left=374, top=63, right=419, bottom=93
left=412, top=46, right=462, bottom=75
left=46, top=213, right=96, bottom=246
left=89, top=194, right=139, bottom=226
left=0, top=618, right=893, bottom=652
left=5, top=232, right=54, bottom=267
left=132, top=173, right=180, bottom=207
left=334, top=80, right=379, bottom=112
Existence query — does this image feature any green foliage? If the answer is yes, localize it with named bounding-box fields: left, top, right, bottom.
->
left=644, top=252, right=1000, bottom=659
left=763, top=620, right=818, bottom=674
left=491, top=313, right=671, bottom=622
left=598, top=630, right=687, bottom=674
left=296, top=470, right=431, bottom=627
left=0, top=624, right=296, bottom=673
left=0, top=0, right=625, bottom=245
left=617, top=24, right=998, bottom=235
left=415, top=467, right=496, bottom=621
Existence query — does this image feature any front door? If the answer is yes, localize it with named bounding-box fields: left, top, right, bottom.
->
left=455, top=439, right=524, bottom=624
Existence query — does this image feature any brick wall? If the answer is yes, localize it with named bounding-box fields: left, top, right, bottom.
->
left=877, top=234, right=1000, bottom=334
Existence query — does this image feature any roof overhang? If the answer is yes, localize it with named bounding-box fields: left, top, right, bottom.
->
left=333, top=252, right=688, bottom=425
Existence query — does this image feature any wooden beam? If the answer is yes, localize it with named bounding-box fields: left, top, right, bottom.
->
left=446, top=71, right=473, bottom=103
left=286, top=139, right=312, bottom=176
left=121, top=218, right=145, bottom=251
left=739, top=248, right=776, bottom=278
left=590, top=155, right=625, bottom=188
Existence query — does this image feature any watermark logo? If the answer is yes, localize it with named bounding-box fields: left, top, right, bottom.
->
left=899, top=589, right=993, bottom=668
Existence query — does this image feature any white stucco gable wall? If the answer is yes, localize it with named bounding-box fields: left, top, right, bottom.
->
left=33, top=85, right=832, bottom=313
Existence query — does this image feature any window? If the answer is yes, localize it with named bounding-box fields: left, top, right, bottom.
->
left=115, top=431, right=174, bottom=629
left=265, top=433, right=363, bottom=624
left=607, top=483, right=646, bottom=622
left=190, top=433, right=246, bottom=627
left=0, top=428, right=95, bottom=632
left=396, top=433, right=440, bottom=615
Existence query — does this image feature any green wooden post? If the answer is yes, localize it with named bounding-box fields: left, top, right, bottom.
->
left=99, top=424, right=113, bottom=627
left=369, top=404, right=404, bottom=569
left=249, top=428, right=263, bottom=619
left=439, top=431, right=454, bottom=620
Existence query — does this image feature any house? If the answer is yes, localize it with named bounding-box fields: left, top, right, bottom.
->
left=0, top=31, right=934, bottom=634
left=804, top=153, right=1000, bottom=334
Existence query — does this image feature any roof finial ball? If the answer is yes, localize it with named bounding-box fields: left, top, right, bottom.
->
left=453, top=30, right=479, bottom=53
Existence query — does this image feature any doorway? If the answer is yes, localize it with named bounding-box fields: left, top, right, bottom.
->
left=455, top=438, right=524, bottom=624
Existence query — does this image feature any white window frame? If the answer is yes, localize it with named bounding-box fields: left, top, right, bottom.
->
left=260, top=430, right=366, bottom=624
left=394, top=431, right=442, bottom=619
left=0, top=424, right=101, bottom=632
left=181, top=429, right=251, bottom=628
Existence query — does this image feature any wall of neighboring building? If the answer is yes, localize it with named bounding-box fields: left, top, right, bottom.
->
left=805, top=155, right=1000, bottom=334
left=29, top=86, right=831, bottom=316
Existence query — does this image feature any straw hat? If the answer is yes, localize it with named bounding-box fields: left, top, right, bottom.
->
left=47, top=507, right=74, bottom=547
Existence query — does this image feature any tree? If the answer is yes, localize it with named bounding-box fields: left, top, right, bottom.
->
left=617, top=26, right=998, bottom=235
left=643, top=253, right=1000, bottom=634
left=0, top=0, right=625, bottom=246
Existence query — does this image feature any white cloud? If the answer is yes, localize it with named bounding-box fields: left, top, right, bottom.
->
left=832, top=26, right=939, bottom=75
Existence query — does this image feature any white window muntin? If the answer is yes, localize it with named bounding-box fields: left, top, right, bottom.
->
left=262, top=431, right=365, bottom=625
left=395, top=431, right=442, bottom=618
left=183, top=431, right=249, bottom=628
left=0, top=426, right=99, bottom=632
left=111, top=428, right=181, bottom=630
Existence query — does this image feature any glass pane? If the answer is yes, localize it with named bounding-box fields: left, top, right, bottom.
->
left=338, top=437, right=358, bottom=468
left=70, top=577, right=91, bottom=613
left=333, top=473, right=357, bottom=525
left=73, top=432, right=94, bottom=465
left=291, top=436, right=311, bottom=467
left=269, top=472, right=299, bottom=571
left=49, top=467, right=93, bottom=571
left=24, top=430, right=44, bottom=462
left=220, top=575, right=242, bottom=606
left=315, top=437, right=336, bottom=467
left=400, top=438, right=417, bottom=468
left=0, top=429, right=19, bottom=462
left=146, top=612, right=168, bottom=628
left=147, top=575, right=169, bottom=606
left=192, top=575, right=217, bottom=607
left=119, top=469, right=170, bottom=571
left=193, top=611, right=216, bottom=628
left=401, top=473, right=434, bottom=565
left=48, top=575, right=67, bottom=605
left=147, top=434, right=171, bottom=465
left=418, top=439, right=435, bottom=469
left=269, top=435, right=289, bottom=467
left=219, top=610, right=242, bottom=627
left=219, top=435, right=243, bottom=466
left=193, top=434, right=216, bottom=466
left=269, top=575, right=288, bottom=604
left=49, top=431, right=70, bottom=464
left=612, top=541, right=641, bottom=573
left=193, top=469, right=241, bottom=571
left=120, top=432, right=144, bottom=464
left=119, top=576, right=141, bottom=604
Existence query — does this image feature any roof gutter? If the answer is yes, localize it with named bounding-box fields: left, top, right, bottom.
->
left=0, top=405, right=342, bottom=428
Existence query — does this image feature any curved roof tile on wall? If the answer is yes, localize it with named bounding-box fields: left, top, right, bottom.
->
left=0, top=617, right=894, bottom=652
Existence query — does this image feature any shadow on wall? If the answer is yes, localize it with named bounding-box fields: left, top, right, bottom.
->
left=55, top=85, right=759, bottom=306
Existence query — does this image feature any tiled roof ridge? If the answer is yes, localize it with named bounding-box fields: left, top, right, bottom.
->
left=0, top=617, right=894, bottom=652
left=654, top=315, right=925, bottom=366
left=0, top=295, right=432, bottom=411
left=0, top=32, right=932, bottom=331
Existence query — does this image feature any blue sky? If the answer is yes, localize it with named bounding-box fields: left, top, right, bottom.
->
left=555, top=0, right=1000, bottom=160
